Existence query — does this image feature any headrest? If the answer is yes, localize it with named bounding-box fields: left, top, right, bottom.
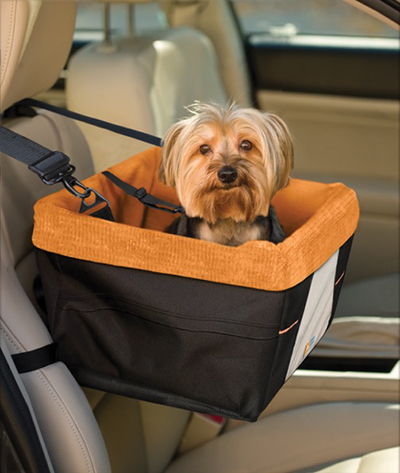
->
left=103, top=0, right=153, bottom=2
left=0, top=1, right=76, bottom=112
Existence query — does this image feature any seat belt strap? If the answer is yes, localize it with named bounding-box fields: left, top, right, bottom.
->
left=0, top=126, right=114, bottom=220
left=19, top=98, right=163, bottom=148
left=0, top=126, right=72, bottom=183
left=102, top=171, right=185, bottom=214
left=0, top=99, right=184, bottom=217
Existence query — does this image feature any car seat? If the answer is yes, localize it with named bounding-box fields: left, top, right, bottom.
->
left=67, top=26, right=229, bottom=171
left=1, top=2, right=111, bottom=472
left=1, top=1, right=399, bottom=472
left=66, top=0, right=399, bottom=365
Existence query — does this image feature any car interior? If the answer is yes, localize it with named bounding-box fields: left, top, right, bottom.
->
left=0, top=1, right=399, bottom=472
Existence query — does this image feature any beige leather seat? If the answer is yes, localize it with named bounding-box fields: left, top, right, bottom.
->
left=66, top=0, right=399, bottom=367
left=1, top=2, right=399, bottom=473
left=166, top=403, right=400, bottom=473
left=1, top=2, right=111, bottom=472
left=67, top=27, right=228, bottom=172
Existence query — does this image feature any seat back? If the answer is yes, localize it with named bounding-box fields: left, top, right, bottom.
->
left=0, top=2, right=111, bottom=471
left=67, top=27, right=228, bottom=171
left=1, top=3, right=192, bottom=472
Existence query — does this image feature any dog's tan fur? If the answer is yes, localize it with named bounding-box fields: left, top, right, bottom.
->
left=159, top=103, right=293, bottom=245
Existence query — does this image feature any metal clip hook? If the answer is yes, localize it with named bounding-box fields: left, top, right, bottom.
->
left=61, top=173, right=113, bottom=218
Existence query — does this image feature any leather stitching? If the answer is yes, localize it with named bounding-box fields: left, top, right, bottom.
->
left=35, top=369, right=97, bottom=473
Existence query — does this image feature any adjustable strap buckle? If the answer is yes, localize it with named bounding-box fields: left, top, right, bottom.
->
left=102, top=170, right=185, bottom=215
left=134, top=187, right=147, bottom=202
left=28, top=151, right=74, bottom=185
left=135, top=187, right=184, bottom=214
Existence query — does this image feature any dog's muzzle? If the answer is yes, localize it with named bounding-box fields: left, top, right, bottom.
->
left=218, top=166, right=238, bottom=184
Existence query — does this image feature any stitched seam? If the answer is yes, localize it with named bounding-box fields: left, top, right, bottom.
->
left=57, top=294, right=280, bottom=329
left=0, top=325, right=23, bottom=352
left=1, top=0, right=15, bottom=79
left=35, top=369, right=95, bottom=473
left=56, top=305, right=279, bottom=340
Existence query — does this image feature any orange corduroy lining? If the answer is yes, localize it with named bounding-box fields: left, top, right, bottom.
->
left=32, top=147, right=359, bottom=291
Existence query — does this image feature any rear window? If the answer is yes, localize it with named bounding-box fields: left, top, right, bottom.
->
left=231, top=0, right=399, bottom=38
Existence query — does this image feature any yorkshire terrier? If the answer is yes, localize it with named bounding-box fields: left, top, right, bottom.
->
left=158, top=103, right=293, bottom=246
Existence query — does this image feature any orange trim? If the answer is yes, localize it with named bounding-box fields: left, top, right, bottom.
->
left=279, top=320, right=299, bottom=335
left=335, top=271, right=346, bottom=286
left=32, top=147, right=359, bottom=291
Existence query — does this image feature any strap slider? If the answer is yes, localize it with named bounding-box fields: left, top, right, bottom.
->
left=28, top=151, right=73, bottom=185
left=134, top=187, right=147, bottom=201
left=174, top=206, right=186, bottom=214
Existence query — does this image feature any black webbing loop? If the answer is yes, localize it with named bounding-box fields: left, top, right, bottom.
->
left=103, top=171, right=185, bottom=214
left=19, top=98, right=163, bottom=148
left=11, top=343, right=57, bottom=374
left=1, top=98, right=180, bottom=217
left=0, top=125, right=113, bottom=219
left=0, top=126, right=73, bottom=184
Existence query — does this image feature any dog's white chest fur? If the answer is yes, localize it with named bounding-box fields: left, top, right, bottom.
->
left=197, top=219, right=263, bottom=247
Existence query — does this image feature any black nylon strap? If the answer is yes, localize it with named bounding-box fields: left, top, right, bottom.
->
left=11, top=343, right=57, bottom=374
left=1, top=99, right=178, bottom=217
left=0, top=126, right=51, bottom=165
left=19, top=98, right=163, bottom=148
left=103, top=170, right=185, bottom=214
left=0, top=126, right=72, bottom=184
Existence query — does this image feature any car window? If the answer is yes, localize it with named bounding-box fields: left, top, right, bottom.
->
left=231, top=0, right=399, bottom=39
left=74, top=2, right=168, bottom=42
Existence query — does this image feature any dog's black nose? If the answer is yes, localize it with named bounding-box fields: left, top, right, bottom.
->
left=218, top=166, right=238, bottom=184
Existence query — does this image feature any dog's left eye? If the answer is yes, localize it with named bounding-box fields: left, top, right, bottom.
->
left=240, top=140, right=253, bottom=151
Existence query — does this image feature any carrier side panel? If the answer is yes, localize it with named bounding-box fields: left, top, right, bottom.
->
left=285, top=250, right=339, bottom=380
left=263, top=273, right=313, bottom=407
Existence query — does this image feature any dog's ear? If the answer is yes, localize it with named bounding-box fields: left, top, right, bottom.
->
left=159, top=121, right=186, bottom=187
left=263, top=113, right=293, bottom=191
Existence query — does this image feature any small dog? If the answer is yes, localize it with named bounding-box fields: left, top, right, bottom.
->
left=158, top=103, right=293, bottom=246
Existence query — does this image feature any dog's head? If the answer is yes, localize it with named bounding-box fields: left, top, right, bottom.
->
left=159, top=103, right=293, bottom=224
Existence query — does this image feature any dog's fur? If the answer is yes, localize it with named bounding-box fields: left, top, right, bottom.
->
left=159, top=103, right=293, bottom=246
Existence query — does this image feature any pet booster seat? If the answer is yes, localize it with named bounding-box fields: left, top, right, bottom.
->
left=1, top=101, right=359, bottom=422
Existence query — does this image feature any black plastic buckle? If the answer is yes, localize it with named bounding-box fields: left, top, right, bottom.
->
left=173, top=206, right=185, bottom=214
left=134, top=187, right=147, bottom=201
left=28, top=151, right=73, bottom=185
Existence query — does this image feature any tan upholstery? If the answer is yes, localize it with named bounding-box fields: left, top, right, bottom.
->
left=163, top=0, right=252, bottom=107
left=2, top=112, right=93, bottom=298
left=0, top=0, right=76, bottom=112
left=0, top=2, right=112, bottom=471
left=1, top=3, right=191, bottom=472
left=316, top=447, right=400, bottom=473
left=0, top=116, right=114, bottom=473
left=84, top=389, right=189, bottom=473
left=67, top=27, right=228, bottom=172
left=166, top=403, right=400, bottom=473
left=1, top=2, right=399, bottom=472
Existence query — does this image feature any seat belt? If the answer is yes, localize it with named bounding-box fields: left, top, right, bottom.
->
left=18, top=98, right=163, bottom=147
left=102, top=170, right=185, bottom=215
left=0, top=99, right=184, bottom=217
left=0, top=125, right=114, bottom=220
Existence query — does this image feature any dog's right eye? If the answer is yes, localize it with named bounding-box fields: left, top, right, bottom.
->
left=200, top=144, right=211, bottom=155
